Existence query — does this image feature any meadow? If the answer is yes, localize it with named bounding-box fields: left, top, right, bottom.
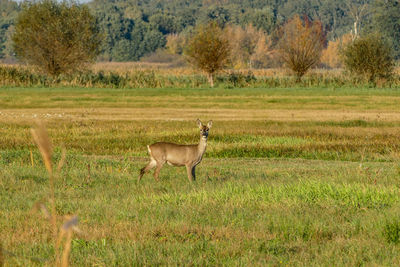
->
left=1, top=85, right=400, bottom=266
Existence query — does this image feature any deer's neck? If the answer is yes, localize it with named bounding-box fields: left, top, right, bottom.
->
left=197, top=136, right=207, bottom=156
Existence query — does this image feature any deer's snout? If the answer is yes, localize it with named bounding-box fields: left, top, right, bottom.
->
left=201, top=130, right=208, bottom=138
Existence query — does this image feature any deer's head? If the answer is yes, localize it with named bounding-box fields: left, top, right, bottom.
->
left=197, top=119, right=212, bottom=139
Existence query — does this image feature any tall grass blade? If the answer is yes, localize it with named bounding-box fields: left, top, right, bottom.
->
left=31, top=122, right=57, bottom=248
left=31, top=123, right=53, bottom=174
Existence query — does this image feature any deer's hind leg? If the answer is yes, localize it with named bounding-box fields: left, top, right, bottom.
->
left=138, top=159, right=156, bottom=182
left=153, top=161, right=165, bottom=181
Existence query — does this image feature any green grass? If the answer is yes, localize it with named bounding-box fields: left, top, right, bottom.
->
left=2, top=155, right=400, bottom=265
left=1, top=86, right=400, bottom=266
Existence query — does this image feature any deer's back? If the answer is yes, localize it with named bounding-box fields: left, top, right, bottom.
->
left=148, top=142, right=199, bottom=166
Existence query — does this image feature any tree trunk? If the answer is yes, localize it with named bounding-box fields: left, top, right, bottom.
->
left=207, top=73, right=214, bottom=87
left=295, top=72, right=304, bottom=83
left=353, top=20, right=358, bottom=40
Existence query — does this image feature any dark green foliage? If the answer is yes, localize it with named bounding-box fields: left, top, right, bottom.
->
left=3, top=0, right=400, bottom=65
left=370, top=0, right=400, bottom=59
left=244, top=7, right=276, bottom=34
left=0, top=0, right=19, bottom=59
left=90, top=3, right=167, bottom=61
left=143, top=31, right=166, bottom=53
left=149, top=14, right=178, bottom=34
left=341, top=34, right=395, bottom=82
left=110, top=29, right=165, bottom=62
left=85, top=0, right=378, bottom=62
left=111, top=40, right=141, bottom=62
left=5, top=0, right=400, bottom=63
left=202, top=5, right=231, bottom=28
left=12, top=0, right=102, bottom=76
left=83, top=4, right=136, bottom=61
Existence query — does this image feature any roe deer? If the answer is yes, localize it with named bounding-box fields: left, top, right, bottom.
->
left=138, top=119, right=212, bottom=182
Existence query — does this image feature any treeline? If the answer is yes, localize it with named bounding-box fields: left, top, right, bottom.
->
left=0, top=0, right=19, bottom=60
left=0, top=0, right=399, bottom=62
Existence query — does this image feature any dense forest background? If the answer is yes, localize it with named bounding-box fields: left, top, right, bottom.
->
left=1, top=0, right=399, bottom=63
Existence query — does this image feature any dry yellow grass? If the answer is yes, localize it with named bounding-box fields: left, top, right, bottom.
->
left=91, top=62, right=400, bottom=77
left=2, top=62, right=399, bottom=90
left=3, top=61, right=400, bottom=77
left=0, top=106, right=399, bottom=124
left=90, top=62, right=329, bottom=77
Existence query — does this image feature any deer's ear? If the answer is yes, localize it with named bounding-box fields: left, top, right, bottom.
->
left=196, top=119, right=203, bottom=128
left=207, top=120, right=213, bottom=129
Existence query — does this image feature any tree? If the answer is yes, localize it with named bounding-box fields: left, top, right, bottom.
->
left=3, top=26, right=15, bottom=61
left=225, top=24, right=271, bottom=68
left=321, top=33, right=352, bottom=68
left=345, top=0, right=370, bottom=40
left=149, top=14, right=177, bottom=34
left=203, top=5, right=231, bottom=28
left=142, top=30, right=166, bottom=52
left=166, top=33, right=186, bottom=55
left=12, top=0, right=102, bottom=76
left=370, top=0, right=400, bottom=59
left=0, top=0, right=19, bottom=59
left=185, top=22, right=230, bottom=87
left=278, top=15, right=325, bottom=81
left=250, top=34, right=274, bottom=68
left=84, top=0, right=375, bottom=62
left=112, top=39, right=140, bottom=62
left=341, top=33, right=394, bottom=82
left=246, top=7, right=276, bottom=34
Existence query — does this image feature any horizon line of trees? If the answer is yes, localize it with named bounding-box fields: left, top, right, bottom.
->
left=1, top=0, right=400, bottom=63
left=10, top=0, right=395, bottom=87
left=183, top=16, right=394, bottom=86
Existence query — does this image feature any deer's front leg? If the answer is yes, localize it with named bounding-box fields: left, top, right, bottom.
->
left=191, top=166, right=196, bottom=181
left=186, top=164, right=194, bottom=182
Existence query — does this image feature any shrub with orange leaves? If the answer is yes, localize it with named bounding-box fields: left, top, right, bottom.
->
left=321, top=33, right=352, bottom=68
left=225, top=24, right=273, bottom=69
left=278, top=15, right=325, bottom=81
left=226, top=25, right=260, bottom=68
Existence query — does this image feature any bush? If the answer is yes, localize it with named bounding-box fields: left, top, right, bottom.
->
left=221, top=71, right=256, bottom=87
left=278, top=15, right=325, bottom=81
left=12, top=0, right=102, bottom=76
left=185, top=21, right=231, bottom=87
left=341, top=34, right=395, bottom=83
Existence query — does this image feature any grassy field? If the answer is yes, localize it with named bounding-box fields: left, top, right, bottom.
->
left=1, top=86, right=400, bottom=266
